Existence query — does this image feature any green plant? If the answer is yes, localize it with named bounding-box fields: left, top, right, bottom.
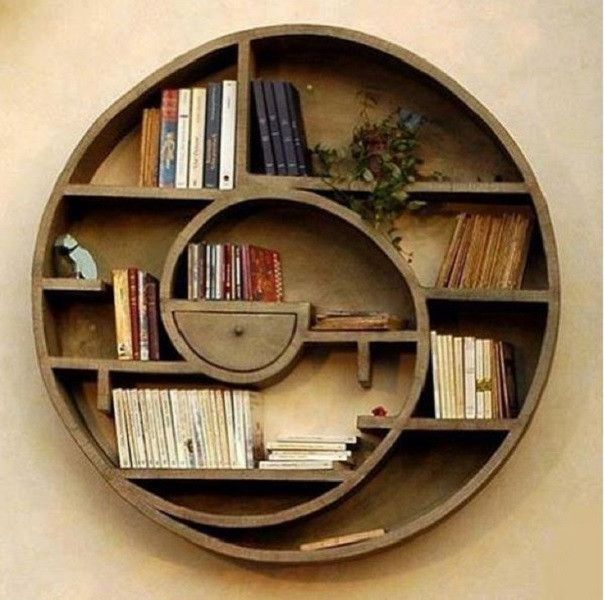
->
left=312, top=94, right=431, bottom=255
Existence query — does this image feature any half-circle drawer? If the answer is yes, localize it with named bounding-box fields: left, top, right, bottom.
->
left=174, top=310, right=297, bottom=372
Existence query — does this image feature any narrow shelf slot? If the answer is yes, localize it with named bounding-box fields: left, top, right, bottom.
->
left=48, top=356, right=200, bottom=374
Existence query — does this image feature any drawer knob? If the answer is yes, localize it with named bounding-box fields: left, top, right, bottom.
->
left=233, top=325, right=244, bottom=336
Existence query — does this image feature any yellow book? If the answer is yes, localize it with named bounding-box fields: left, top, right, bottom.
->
left=112, top=269, right=132, bottom=360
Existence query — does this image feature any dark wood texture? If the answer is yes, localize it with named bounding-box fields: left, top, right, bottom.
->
left=31, top=25, right=559, bottom=563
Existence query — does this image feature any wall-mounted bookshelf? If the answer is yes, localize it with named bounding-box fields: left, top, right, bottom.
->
left=32, top=25, right=559, bottom=564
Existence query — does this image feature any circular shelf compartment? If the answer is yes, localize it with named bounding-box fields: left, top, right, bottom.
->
left=32, top=25, right=559, bottom=563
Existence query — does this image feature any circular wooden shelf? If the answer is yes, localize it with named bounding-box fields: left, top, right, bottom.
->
left=32, top=25, right=559, bottom=563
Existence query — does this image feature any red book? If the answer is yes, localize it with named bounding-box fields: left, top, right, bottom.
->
left=242, top=244, right=252, bottom=300
left=145, top=275, right=160, bottom=360
left=224, top=244, right=231, bottom=300
left=272, top=250, right=283, bottom=302
left=127, top=268, right=140, bottom=360
left=261, top=247, right=278, bottom=301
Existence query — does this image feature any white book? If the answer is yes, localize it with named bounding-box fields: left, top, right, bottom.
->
left=141, top=391, right=158, bottom=467
left=187, top=244, right=195, bottom=300
left=160, top=389, right=179, bottom=469
left=112, top=389, right=131, bottom=468
left=265, top=441, right=347, bottom=451
left=475, top=339, right=485, bottom=418
left=259, top=460, right=334, bottom=470
left=242, top=391, right=254, bottom=468
left=199, top=389, right=216, bottom=468
left=188, top=87, right=206, bottom=188
left=128, top=389, right=147, bottom=468
left=210, top=389, right=225, bottom=467
left=169, top=390, right=188, bottom=468
left=268, top=451, right=351, bottom=462
left=186, top=390, right=203, bottom=469
left=122, top=389, right=138, bottom=467
left=190, top=244, right=199, bottom=301
left=453, top=336, right=465, bottom=419
left=215, top=390, right=229, bottom=468
left=437, top=334, right=449, bottom=418
left=219, top=80, right=237, bottom=190
left=277, top=435, right=358, bottom=445
left=430, top=331, right=441, bottom=419
left=175, top=88, right=191, bottom=188
left=151, top=390, right=169, bottom=468
left=464, top=337, right=477, bottom=418
left=192, top=390, right=208, bottom=468
left=205, top=244, right=211, bottom=300
left=232, top=390, right=246, bottom=468
left=178, top=390, right=195, bottom=467
left=215, top=245, right=223, bottom=301
left=483, top=339, right=493, bottom=419
left=223, top=390, right=237, bottom=468
left=137, top=270, right=149, bottom=361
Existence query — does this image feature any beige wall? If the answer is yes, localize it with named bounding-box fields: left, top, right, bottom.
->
left=1, top=1, right=601, bottom=598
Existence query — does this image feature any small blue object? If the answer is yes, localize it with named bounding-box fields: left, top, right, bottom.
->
left=398, top=109, right=424, bottom=133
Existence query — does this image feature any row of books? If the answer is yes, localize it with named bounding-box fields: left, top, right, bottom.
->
left=112, top=269, right=160, bottom=361
left=113, top=388, right=263, bottom=469
left=436, top=212, right=533, bottom=289
left=187, top=243, right=283, bottom=301
left=139, top=81, right=237, bottom=190
left=251, top=80, right=309, bottom=176
left=312, top=310, right=402, bottom=331
left=430, top=331, right=518, bottom=419
left=259, top=436, right=357, bottom=470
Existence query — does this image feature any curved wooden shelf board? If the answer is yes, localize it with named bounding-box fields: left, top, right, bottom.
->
left=31, top=25, right=560, bottom=562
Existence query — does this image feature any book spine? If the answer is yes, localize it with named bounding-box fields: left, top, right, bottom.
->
left=139, top=390, right=157, bottom=467
left=436, top=213, right=467, bottom=287
left=259, top=460, right=333, bottom=470
left=249, top=391, right=264, bottom=464
left=178, top=390, right=195, bottom=467
left=430, top=331, right=440, bottom=418
left=223, top=390, right=237, bottom=468
left=285, top=83, right=308, bottom=175
left=192, top=243, right=200, bottom=301
left=150, top=390, right=169, bottom=468
left=129, top=389, right=147, bottom=468
left=273, top=81, right=298, bottom=175
left=232, top=390, right=245, bottom=468
left=445, top=335, right=456, bottom=419
left=169, top=390, right=187, bottom=468
left=268, top=451, right=351, bottom=462
left=145, top=276, right=160, bottom=361
left=502, top=342, right=518, bottom=417
left=209, top=390, right=225, bottom=467
left=215, top=390, right=230, bottom=468
left=112, top=389, right=131, bottom=468
left=198, top=242, right=206, bottom=300
left=187, top=390, right=202, bottom=468
left=272, top=250, right=283, bottom=301
left=205, top=244, right=212, bottom=300
left=224, top=244, right=231, bottom=300
left=158, top=89, right=178, bottom=187
left=483, top=339, right=493, bottom=419
left=138, top=108, right=149, bottom=186
left=243, top=244, right=252, bottom=300
left=277, top=435, right=358, bottom=445
left=219, top=80, right=237, bottom=190
left=188, top=87, right=206, bottom=188
left=437, top=333, right=449, bottom=418
left=251, top=80, right=275, bottom=175
left=200, top=390, right=217, bottom=468
left=475, top=339, right=485, bottom=418
left=263, top=81, right=287, bottom=175
left=175, top=88, right=191, bottom=188
left=463, top=337, right=477, bottom=418
left=230, top=244, right=237, bottom=301
left=266, top=441, right=348, bottom=451
left=112, top=270, right=133, bottom=360
left=187, top=244, right=195, bottom=300
left=235, top=245, right=242, bottom=300
left=453, top=336, right=465, bottom=419
left=147, top=108, right=161, bottom=186
left=159, top=390, right=178, bottom=469
left=138, top=270, right=149, bottom=361
left=204, top=82, right=222, bottom=188
left=122, top=389, right=138, bottom=467
left=127, top=268, right=140, bottom=361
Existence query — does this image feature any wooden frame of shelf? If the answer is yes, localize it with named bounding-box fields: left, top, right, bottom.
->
left=32, top=25, right=559, bottom=564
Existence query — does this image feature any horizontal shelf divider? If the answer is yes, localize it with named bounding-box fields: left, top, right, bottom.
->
left=357, top=415, right=516, bottom=432
left=63, top=184, right=219, bottom=203
left=423, top=287, right=551, bottom=303
left=304, top=329, right=418, bottom=344
left=42, top=278, right=111, bottom=294
left=48, top=356, right=203, bottom=375
left=121, top=467, right=351, bottom=483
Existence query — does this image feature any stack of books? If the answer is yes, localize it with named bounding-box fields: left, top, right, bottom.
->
left=430, top=331, right=518, bottom=419
left=251, top=80, right=309, bottom=176
left=113, top=388, right=264, bottom=469
left=139, top=81, right=237, bottom=190
left=312, top=311, right=402, bottom=331
left=187, top=243, right=283, bottom=301
left=436, top=212, right=533, bottom=289
left=112, top=269, right=160, bottom=361
left=259, top=435, right=357, bottom=470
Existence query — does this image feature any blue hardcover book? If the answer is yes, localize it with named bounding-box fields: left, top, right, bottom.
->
left=285, top=83, right=309, bottom=176
left=204, top=82, right=222, bottom=188
left=158, top=89, right=178, bottom=187
left=273, top=81, right=298, bottom=175
left=262, top=81, right=287, bottom=175
left=251, top=80, right=275, bottom=175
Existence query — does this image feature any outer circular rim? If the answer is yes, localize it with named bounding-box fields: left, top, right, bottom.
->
left=31, top=24, right=560, bottom=563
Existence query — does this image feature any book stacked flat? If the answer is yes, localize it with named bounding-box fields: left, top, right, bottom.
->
left=436, top=212, right=534, bottom=289
left=187, top=243, right=283, bottom=301
left=112, top=269, right=160, bottom=361
left=251, top=80, right=309, bottom=176
left=139, top=81, right=237, bottom=190
left=312, top=311, right=402, bottom=331
left=113, top=388, right=264, bottom=469
left=430, top=331, right=518, bottom=419
left=259, top=435, right=357, bottom=470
